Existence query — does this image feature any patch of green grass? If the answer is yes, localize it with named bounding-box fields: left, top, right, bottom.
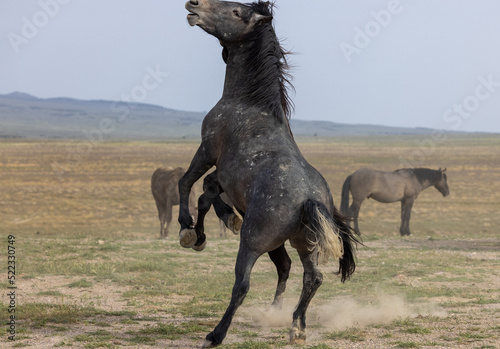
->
left=91, top=321, right=112, bottom=328
left=179, top=296, right=228, bottom=318
left=403, top=325, right=431, bottom=334
left=18, top=303, right=102, bottom=329
left=47, top=325, right=70, bottom=332
left=395, top=341, right=420, bottom=348
left=473, top=297, right=499, bottom=305
left=307, top=345, right=332, bottom=349
left=37, top=290, right=64, bottom=296
left=73, top=330, right=115, bottom=348
left=223, top=340, right=279, bottom=349
left=67, top=279, right=93, bottom=288
left=126, top=321, right=213, bottom=343
left=325, top=328, right=366, bottom=342
left=238, top=330, right=260, bottom=338
left=126, top=335, right=156, bottom=345
left=459, top=331, right=491, bottom=342
left=104, top=310, right=136, bottom=317
left=120, top=319, right=139, bottom=325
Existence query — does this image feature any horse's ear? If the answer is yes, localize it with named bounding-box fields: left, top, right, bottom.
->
left=252, top=13, right=273, bottom=25
left=443, top=168, right=447, bottom=172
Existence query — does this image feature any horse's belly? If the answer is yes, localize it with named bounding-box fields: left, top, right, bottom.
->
left=217, top=155, right=322, bottom=215
left=369, top=192, right=400, bottom=203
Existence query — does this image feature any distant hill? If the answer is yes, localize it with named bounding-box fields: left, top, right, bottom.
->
left=0, top=92, right=456, bottom=139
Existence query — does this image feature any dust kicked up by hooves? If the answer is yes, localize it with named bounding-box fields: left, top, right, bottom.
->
left=247, top=294, right=446, bottom=331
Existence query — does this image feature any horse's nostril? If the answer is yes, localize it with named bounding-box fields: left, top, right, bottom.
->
left=190, top=0, right=199, bottom=5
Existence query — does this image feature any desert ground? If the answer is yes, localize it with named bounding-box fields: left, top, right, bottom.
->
left=1, top=135, right=499, bottom=348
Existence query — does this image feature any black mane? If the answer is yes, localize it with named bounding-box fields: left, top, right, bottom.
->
left=243, top=1, right=294, bottom=129
left=396, top=168, right=442, bottom=184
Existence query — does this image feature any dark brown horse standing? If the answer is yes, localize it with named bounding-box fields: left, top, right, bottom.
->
left=177, top=1, right=360, bottom=347
left=340, top=168, right=450, bottom=236
left=151, top=167, right=197, bottom=239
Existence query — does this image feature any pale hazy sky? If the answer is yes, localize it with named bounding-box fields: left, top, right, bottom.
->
left=1, top=0, right=500, bottom=132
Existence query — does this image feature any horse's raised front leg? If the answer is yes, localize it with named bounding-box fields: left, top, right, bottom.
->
left=400, top=198, right=414, bottom=236
left=178, top=146, right=214, bottom=249
left=203, top=242, right=260, bottom=348
left=268, top=244, right=291, bottom=308
left=290, top=248, right=323, bottom=344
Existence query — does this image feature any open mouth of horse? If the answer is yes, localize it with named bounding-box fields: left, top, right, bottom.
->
left=185, top=1, right=200, bottom=26
left=186, top=12, right=200, bottom=25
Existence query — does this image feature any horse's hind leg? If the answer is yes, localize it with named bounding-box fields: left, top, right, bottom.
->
left=268, top=244, right=291, bottom=308
left=191, top=193, right=211, bottom=250
left=204, top=172, right=242, bottom=234
left=211, top=195, right=242, bottom=234
left=349, top=199, right=363, bottom=232
left=155, top=200, right=166, bottom=239
left=290, top=249, right=323, bottom=344
left=203, top=244, right=260, bottom=348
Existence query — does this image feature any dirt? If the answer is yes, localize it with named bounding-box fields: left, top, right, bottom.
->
left=6, top=239, right=499, bottom=349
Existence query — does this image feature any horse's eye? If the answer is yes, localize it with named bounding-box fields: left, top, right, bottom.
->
left=233, top=10, right=241, bottom=18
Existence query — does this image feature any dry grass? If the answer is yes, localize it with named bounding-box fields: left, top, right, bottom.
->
left=1, top=135, right=499, bottom=348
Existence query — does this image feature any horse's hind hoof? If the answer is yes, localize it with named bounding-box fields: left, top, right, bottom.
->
left=202, top=339, right=216, bottom=348
left=228, top=214, right=242, bottom=234
left=192, top=239, right=207, bottom=252
left=179, top=229, right=197, bottom=248
left=289, top=327, right=306, bottom=345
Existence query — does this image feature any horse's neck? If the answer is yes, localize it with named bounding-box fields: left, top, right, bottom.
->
left=418, top=179, right=432, bottom=191
left=222, top=50, right=248, bottom=100
left=222, top=42, right=281, bottom=108
left=416, top=175, right=437, bottom=191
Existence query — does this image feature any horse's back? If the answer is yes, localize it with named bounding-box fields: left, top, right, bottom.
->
left=349, top=168, right=409, bottom=203
left=348, top=168, right=380, bottom=198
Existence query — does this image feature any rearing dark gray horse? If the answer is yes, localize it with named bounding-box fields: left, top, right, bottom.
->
left=341, top=168, right=450, bottom=236
left=177, top=1, right=360, bottom=347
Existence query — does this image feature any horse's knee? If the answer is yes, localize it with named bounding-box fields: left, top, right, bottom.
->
left=313, top=271, right=323, bottom=288
left=235, top=278, right=250, bottom=298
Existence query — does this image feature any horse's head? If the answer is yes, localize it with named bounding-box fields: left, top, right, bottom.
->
left=435, top=168, right=450, bottom=197
left=185, top=0, right=273, bottom=43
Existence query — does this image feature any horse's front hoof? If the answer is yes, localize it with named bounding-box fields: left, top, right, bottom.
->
left=192, top=239, right=207, bottom=252
left=179, top=229, right=197, bottom=248
left=228, top=214, right=242, bottom=234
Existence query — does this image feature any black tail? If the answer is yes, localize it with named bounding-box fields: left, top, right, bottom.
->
left=340, top=175, right=351, bottom=215
left=303, top=200, right=362, bottom=283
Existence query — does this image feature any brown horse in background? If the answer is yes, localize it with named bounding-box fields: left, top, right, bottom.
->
left=151, top=167, right=197, bottom=239
left=341, top=168, right=450, bottom=236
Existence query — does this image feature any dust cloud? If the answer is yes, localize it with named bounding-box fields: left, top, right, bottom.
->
left=248, top=294, right=446, bottom=331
